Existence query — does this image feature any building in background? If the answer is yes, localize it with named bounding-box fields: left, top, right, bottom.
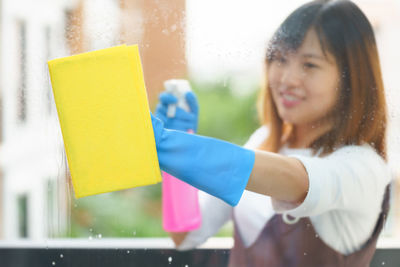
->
left=0, top=0, right=187, bottom=239
left=0, top=0, right=74, bottom=239
left=69, top=0, right=187, bottom=104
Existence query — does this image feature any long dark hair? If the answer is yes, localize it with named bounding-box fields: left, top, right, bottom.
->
left=257, top=0, right=387, bottom=159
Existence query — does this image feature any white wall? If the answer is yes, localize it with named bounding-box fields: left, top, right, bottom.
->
left=0, top=0, right=73, bottom=239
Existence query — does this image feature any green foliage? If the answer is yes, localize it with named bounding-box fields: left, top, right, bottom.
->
left=193, top=81, right=260, bottom=145
left=66, top=80, right=260, bottom=238
left=67, top=186, right=167, bottom=238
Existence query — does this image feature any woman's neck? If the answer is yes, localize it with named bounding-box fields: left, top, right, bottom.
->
left=288, top=120, right=333, bottom=149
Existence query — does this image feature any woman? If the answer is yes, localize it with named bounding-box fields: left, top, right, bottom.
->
left=152, top=0, right=392, bottom=265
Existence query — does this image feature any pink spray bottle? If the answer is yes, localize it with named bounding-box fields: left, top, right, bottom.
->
left=162, top=79, right=202, bottom=232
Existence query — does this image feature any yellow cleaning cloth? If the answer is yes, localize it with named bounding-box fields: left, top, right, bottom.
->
left=48, top=44, right=162, bottom=198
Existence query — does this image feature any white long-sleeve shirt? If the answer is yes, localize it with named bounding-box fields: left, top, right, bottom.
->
left=177, top=126, right=392, bottom=255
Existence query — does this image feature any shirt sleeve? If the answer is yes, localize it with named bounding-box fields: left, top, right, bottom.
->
left=176, top=190, right=233, bottom=250
left=243, top=125, right=269, bottom=149
left=272, top=144, right=392, bottom=218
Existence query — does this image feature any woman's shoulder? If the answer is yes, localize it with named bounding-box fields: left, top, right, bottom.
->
left=327, top=144, right=385, bottom=163
left=244, top=125, right=269, bottom=149
left=322, top=144, right=392, bottom=184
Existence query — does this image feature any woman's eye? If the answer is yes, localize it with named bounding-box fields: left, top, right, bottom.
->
left=275, top=57, right=287, bottom=65
left=303, top=62, right=317, bottom=69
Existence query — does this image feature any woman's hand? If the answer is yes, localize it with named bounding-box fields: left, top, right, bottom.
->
left=155, top=91, right=199, bottom=133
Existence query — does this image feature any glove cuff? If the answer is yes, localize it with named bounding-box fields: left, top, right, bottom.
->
left=157, top=129, right=255, bottom=206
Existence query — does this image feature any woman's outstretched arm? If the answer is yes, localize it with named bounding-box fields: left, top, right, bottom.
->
left=246, top=151, right=309, bottom=205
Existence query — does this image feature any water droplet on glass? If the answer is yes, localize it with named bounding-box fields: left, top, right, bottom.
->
left=185, top=265, right=189, bottom=267
left=315, top=234, right=319, bottom=238
left=60, top=254, right=63, bottom=258
left=168, top=256, right=172, bottom=263
left=127, top=250, right=130, bottom=254
left=89, top=228, right=93, bottom=232
left=133, top=231, right=136, bottom=236
left=382, top=262, right=385, bottom=265
left=88, top=236, right=93, bottom=241
left=97, top=234, right=102, bottom=239
left=170, top=24, right=177, bottom=32
left=303, top=252, right=307, bottom=256
left=52, top=262, right=56, bottom=266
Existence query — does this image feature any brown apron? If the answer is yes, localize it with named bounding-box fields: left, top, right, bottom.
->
left=228, top=185, right=391, bottom=267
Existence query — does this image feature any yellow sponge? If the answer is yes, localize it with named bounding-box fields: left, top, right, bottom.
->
left=48, top=44, right=162, bottom=198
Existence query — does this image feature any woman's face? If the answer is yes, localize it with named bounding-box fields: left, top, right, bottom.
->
left=268, top=29, right=340, bottom=127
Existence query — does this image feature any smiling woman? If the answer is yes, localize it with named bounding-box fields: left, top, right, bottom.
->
left=268, top=29, right=341, bottom=148
left=152, top=0, right=392, bottom=266
left=260, top=0, right=387, bottom=157
left=1, top=0, right=399, bottom=266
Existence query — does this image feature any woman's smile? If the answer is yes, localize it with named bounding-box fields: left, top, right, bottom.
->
left=280, top=91, right=305, bottom=108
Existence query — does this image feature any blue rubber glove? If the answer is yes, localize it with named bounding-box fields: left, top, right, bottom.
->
left=151, top=113, right=255, bottom=206
left=155, top=91, right=199, bottom=133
